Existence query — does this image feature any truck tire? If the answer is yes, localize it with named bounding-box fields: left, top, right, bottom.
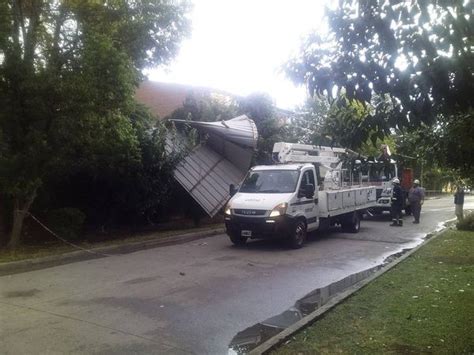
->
left=288, top=219, right=307, bottom=249
left=229, top=234, right=248, bottom=246
left=342, top=212, right=360, bottom=233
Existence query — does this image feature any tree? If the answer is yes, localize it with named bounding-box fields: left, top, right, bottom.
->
left=0, top=0, right=190, bottom=248
left=395, top=114, right=474, bottom=187
left=168, top=92, right=240, bottom=122
left=238, top=93, right=283, bottom=164
left=122, top=105, right=186, bottom=224
left=433, top=111, right=474, bottom=182
left=39, top=104, right=185, bottom=230
left=284, top=97, right=331, bottom=146
left=287, top=0, right=473, bottom=173
left=290, top=95, right=385, bottom=150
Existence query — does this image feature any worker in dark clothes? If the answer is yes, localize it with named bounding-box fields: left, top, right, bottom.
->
left=390, top=178, right=403, bottom=226
left=408, top=179, right=425, bottom=224
left=454, top=186, right=465, bottom=221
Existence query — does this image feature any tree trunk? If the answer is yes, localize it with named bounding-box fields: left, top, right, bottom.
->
left=0, top=195, right=8, bottom=247
left=7, top=192, right=37, bottom=250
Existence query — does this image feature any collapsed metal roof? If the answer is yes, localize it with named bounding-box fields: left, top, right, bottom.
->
left=169, top=115, right=258, bottom=216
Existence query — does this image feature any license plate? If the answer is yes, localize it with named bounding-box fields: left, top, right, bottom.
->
left=241, top=230, right=252, bottom=237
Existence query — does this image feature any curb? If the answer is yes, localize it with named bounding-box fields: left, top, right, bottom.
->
left=0, top=227, right=225, bottom=276
left=249, top=221, right=455, bottom=355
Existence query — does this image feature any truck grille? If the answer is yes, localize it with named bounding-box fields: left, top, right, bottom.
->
left=233, top=209, right=267, bottom=216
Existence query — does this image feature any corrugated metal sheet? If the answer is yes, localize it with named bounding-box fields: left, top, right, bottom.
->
left=171, top=115, right=258, bottom=149
left=169, top=115, right=258, bottom=217
left=173, top=145, right=246, bottom=216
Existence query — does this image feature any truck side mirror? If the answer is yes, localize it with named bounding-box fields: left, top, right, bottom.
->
left=229, top=184, right=237, bottom=196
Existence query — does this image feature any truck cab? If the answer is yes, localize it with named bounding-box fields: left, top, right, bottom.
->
left=364, top=159, right=398, bottom=213
left=224, top=163, right=318, bottom=248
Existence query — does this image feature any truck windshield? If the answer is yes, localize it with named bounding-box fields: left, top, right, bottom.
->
left=367, top=163, right=397, bottom=182
left=239, top=170, right=299, bottom=193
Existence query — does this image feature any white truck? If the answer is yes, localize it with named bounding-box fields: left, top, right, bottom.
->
left=224, top=142, right=377, bottom=248
left=361, top=157, right=398, bottom=214
left=359, top=146, right=413, bottom=215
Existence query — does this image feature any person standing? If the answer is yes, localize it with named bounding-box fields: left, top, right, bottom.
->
left=408, top=179, right=425, bottom=224
left=390, top=178, right=403, bottom=226
left=454, top=186, right=465, bottom=221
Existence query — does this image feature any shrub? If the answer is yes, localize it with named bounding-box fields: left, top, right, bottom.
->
left=457, top=212, right=474, bottom=231
left=46, top=208, right=86, bottom=241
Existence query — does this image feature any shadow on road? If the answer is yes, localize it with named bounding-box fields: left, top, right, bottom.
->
left=226, top=227, right=349, bottom=252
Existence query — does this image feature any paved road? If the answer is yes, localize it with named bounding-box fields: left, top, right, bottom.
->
left=1, top=196, right=472, bottom=354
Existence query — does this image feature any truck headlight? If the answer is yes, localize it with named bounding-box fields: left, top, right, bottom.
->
left=224, top=204, right=232, bottom=216
left=269, top=203, right=288, bottom=217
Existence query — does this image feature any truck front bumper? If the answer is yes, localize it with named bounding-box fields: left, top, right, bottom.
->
left=372, top=197, right=392, bottom=211
left=225, top=215, right=293, bottom=240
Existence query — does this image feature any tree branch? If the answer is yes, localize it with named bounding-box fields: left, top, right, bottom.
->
left=23, top=0, right=43, bottom=67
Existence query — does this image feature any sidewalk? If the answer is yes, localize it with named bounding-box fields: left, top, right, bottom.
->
left=0, top=224, right=225, bottom=276
left=270, top=227, right=473, bottom=354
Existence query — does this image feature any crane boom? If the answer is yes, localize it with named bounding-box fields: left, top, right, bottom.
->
left=272, top=142, right=347, bottom=165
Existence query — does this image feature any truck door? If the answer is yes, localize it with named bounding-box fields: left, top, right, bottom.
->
left=295, top=168, right=319, bottom=231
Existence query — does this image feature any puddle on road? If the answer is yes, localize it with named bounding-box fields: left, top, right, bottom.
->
left=3, top=288, right=41, bottom=298
left=227, top=265, right=381, bottom=354
left=228, top=222, right=450, bottom=354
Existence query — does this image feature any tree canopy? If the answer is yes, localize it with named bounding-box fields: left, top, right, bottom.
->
left=286, top=0, right=473, bottom=177
left=288, top=0, right=472, bottom=125
left=0, top=0, right=191, bottom=248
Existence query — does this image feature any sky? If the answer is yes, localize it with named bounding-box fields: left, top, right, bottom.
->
left=148, top=0, right=328, bottom=110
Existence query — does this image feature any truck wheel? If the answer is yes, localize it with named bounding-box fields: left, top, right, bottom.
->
left=342, top=212, right=360, bottom=233
left=229, top=234, right=248, bottom=246
left=288, top=220, right=307, bottom=249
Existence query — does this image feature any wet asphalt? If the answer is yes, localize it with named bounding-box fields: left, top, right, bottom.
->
left=0, top=196, right=472, bottom=354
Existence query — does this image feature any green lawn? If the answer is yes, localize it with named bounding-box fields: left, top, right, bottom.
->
left=273, top=229, right=474, bottom=354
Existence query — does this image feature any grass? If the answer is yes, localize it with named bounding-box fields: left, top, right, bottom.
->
left=0, top=221, right=224, bottom=264
left=273, top=228, right=474, bottom=354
